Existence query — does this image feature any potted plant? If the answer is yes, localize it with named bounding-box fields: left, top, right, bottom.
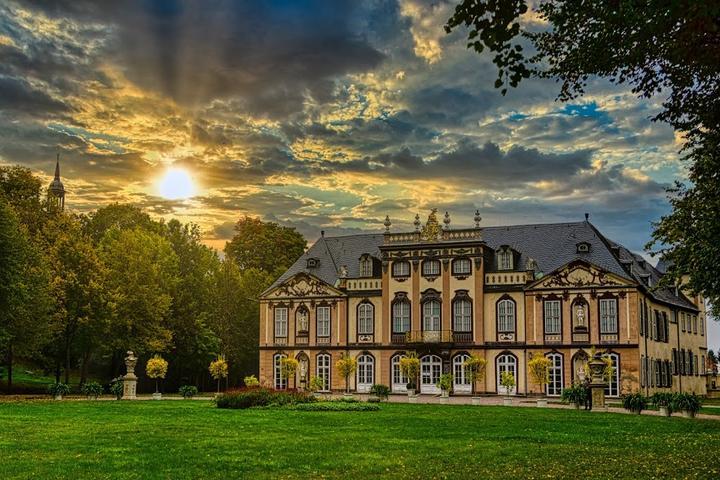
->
left=400, top=353, right=420, bottom=401
left=673, top=392, right=702, bottom=418
left=560, top=383, right=586, bottom=410
left=500, top=371, right=515, bottom=406
left=437, top=373, right=453, bottom=402
left=209, top=356, right=229, bottom=394
left=308, top=376, right=326, bottom=399
left=464, top=354, right=487, bottom=405
left=528, top=355, right=551, bottom=407
left=243, top=375, right=260, bottom=387
left=48, top=382, right=70, bottom=400
left=109, top=377, right=124, bottom=400
left=622, top=392, right=647, bottom=414
left=81, top=381, right=104, bottom=400
left=369, top=384, right=390, bottom=402
left=336, top=353, right=357, bottom=399
left=179, top=385, right=198, bottom=399
left=651, top=392, right=674, bottom=417
left=146, top=354, right=168, bottom=400
left=280, top=357, right=299, bottom=390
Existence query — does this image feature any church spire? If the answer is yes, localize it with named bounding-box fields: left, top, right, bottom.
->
left=48, top=153, right=65, bottom=210
left=54, top=153, right=61, bottom=180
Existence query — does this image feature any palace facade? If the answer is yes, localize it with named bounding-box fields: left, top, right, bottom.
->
left=258, top=211, right=707, bottom=397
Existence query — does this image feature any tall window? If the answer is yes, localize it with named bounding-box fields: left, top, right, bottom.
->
left=453, top=299, right=472, bottom=332
left=360, top=256, right=373, bottom=277
left=599, top=298, right=618, bottom=333
left=544, top=300, right=561, bottom=335
left=496, top=354, right=517, bottom=394
left=497, top=299, right=516, bottom=333
left=316, top=306, right=330, bottom=338
left=273, top=353, right=287, bottom=390
left=316, top=353, right=330, bottom=392
left=392, top=300, right=411, bottom=333
left=358, top=303, right=374, bottom=335
left=453, top=258, right=472, bottom=275
left=357, top=354, right=374, bottom=392
left=497, top=249, right=513, bottom=270
left=546, top=353, right=563, bottom=396
left=422, top=259, right=441, bottom=277
left=296, top=307, right=309, bottom=334
left=392, top=261, right=410, bottom=277
left=423, top=300, right=441, bottom=331
left=604, top=353, right=620, bottom=397
left=420, top=355, right=442, bottom=394
left=391, top=354, right=408, bottom=392
left=700, top=315, right=704, bottom=336
left=274, top=307, right=288, bottom=338
left=453, top=354, right=471, bottom=393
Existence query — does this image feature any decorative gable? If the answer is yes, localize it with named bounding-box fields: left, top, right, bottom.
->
left=529, top=260, right=632, bottom=289
left=264, top=272, right=344, bottom=299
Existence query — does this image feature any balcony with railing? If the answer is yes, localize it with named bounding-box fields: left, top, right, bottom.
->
left=391, top=330, right=473, bottom=345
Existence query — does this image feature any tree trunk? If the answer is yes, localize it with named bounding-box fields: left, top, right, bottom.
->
left=79, top=350, right=92, bottom=386
left=5, top=343, right=13, bottom=394
left=55, top=361, right=61, bottom=383
left=64, top=339, right=71, bottom=385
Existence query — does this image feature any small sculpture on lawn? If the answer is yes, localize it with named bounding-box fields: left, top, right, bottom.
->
left=122, top=350, right=138, bottom=400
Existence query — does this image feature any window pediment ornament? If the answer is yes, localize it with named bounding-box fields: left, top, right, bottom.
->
left=421, top=289, right=442, bottom=303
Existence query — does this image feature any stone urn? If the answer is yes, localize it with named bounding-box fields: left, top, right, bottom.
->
left=408, top=394, right=419, bottom=404
left=406, top=388, right=416, bottom=397
left=503, top=397, right=513, bottom=406
left=54, top=394, right=63, bottom=401
left=659, top=406, right=671, bottom=417
left=122, top=350, right=138, bottom=400
left=682, top=410, right=696, bottom=418
left=440, top=390, right=450, bottom=399
left=152, top=392, right=162, bottom=401
left=536, top=398, right=548, bottom=408
left=471, top=396, right=482, bottom=406
left=342, top=392, right=354, bottom=400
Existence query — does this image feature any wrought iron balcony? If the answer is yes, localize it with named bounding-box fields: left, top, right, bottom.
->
left=391, top=330, right=473, bottom=344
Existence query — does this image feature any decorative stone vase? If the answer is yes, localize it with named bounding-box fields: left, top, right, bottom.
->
left=503, top=397, right=513, bottom=406
left=368, top=394, right=380, bottom=403
left=659, top=406, right=671, bottom=417
left=408, top=394, right=419, bottom=404
left=407, top=388, right=416, bottom=397
left=439, top=395, right=449, bottom=404
left=342, top=392, right=354, bottom=400
left=152, top=392, right=162, bottom=400
left=54, top=394, right=63, bottom=401
left=471, top=396, right=482, bottom=406
left=441, top=390, right=449, bottom=399
left=536, top=398, right=547, bottom=408
left=87, top=395, right=98, bottom=401
left=573, top=403, right=581, bottom=410
left=634, top=409, right=642, bottom=415
left=682, top=410, right=696, bottom=418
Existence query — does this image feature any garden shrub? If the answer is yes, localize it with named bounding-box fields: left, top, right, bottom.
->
left=179, top=385, right=199, bottom=398
left=560, top=384, right=587, bottom=405
left=369, top=384, right=390, bottom=400
left=651, top=392, right=675, bottom=412
left=622, top=392, right=648, bottom=413
left=47, top=382, right=71, bottom=397
left=290, top=402, right=380, bottom=412
left=243, top=375, right=260, bottom=387
left=673, top=392, right=702, bottom=414
left=215, top=387, right=316, bottom=409
left=81, top=381, right=104, bottom=398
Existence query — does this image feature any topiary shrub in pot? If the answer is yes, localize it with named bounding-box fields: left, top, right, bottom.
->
left=146, top=355, right=168, bottom=400
left=109, top=378, right=124, bottom=400
left=81, top=381, right=104, bottom=400
left=437, top=373, right=453, bottom=402
left=651, top=392, right=674, bottom=417
left=464, top=354, right=487, bottom=405
left=528, top=355, right=551, bottom=407
left=622, top=392, right=647, bottom=414
left=500, top=371, right=515, bottom=406
left=400, top=353, right=420, bottom=399
left=179, top=385, right=199, bottom=399
left=369, top=384, right=390, bottom=402
left=336, top=354, right=357, bottom=399
left=48, top=382, right=71, bottom=400
left=673, top=392, right=702, bottom=418
left=560, top=383, right=587, bottom=410
left=308, top=376, right=326, bottom=399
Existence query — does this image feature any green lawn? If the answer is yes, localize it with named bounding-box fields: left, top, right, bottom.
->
left=0, top=401, right=718, bottom=479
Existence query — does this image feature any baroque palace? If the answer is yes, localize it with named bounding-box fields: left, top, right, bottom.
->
left=258, top=210, right=707, bottom=397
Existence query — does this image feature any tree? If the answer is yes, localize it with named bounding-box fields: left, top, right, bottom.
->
left=707, top=350, right=718, bottom=374
left=280, top=357, right=299, bottom=390
left=336, top=354, right=357, bottom=394
left=224, top=216, right=306, bottom=277
left=463, top=354, right=487, bottom=396
left=82, top=203, right=163, bottom=244
left=146, top=355, right=169, bottom=394
left=0, top=165, right=49, bottom=234
left=0, top=200, right=53, bottom=393
left=528, top=355, right=551, bottom=395
left=209, top=356, right=229, bottom=393
left=446, top=1, right=720, bottom=315
left=400, top=353, right=421, bottom=392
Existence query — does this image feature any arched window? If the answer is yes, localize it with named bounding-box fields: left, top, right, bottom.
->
left=358, top=302, right=374, bottom=335
left=392, top=299, right=411, bottom=334
left=604, top=353, right=620, bottom=397
left=546, top=353, right=563, bottom=396
left=316, top=353, right=331, bottom=392
left=453, top=354, right=471, bottom=393
left=357, top=354, right=374, bottom=393
left=360, top=255, right=373, bottom=277
left=422, top=259, right=441, bottom=277
left=496, top=353, right=517, bottom=395
left=422, top=300, right=441, bottom=332
left=392, top=261, right=410, bottom=278
left=391, top=354, right=408, bottom=393
left=497, top=298, right=516, bottom=335
left=497, top=248, right=513, bottom=270
left=273, top=353, right=287, bottom=390
left=420, top=355, right=442, bottom=394
left=452, top=258, right=472, bottom=276
left=295, top=306, right=309, bottom=335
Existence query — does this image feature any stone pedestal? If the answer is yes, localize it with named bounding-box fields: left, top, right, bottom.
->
left=590, top=384, right=606, bottom=411
left=588, top=352, right=608, bottom=412
left=122, top=350, right=138, bottom=400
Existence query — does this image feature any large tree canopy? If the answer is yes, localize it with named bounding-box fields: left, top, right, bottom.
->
left=446, top=0, right=720, bottom=314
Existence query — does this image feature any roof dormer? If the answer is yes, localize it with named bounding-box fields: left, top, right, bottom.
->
left=306, top=257, right=320, bottom=269
left=576, top=241, right=591, bottom=254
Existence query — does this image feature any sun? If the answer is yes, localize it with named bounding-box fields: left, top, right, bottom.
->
left=157, top=168, right=196, bottom=200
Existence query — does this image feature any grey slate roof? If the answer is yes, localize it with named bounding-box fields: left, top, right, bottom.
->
left=262, top=221, right=698, bottom=310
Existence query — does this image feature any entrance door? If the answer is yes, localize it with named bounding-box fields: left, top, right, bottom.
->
left=420, top=355, right=442, bottom=394
left=496, top=354, right=517, bottom=395
left=356, top=354, right=374, bottom=393
left=453, top=354, right=471, bottom=393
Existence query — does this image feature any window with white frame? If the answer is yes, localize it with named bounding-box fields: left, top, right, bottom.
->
left=497, top=299, right=515, bottom=333
left=358, top=303, right=374, bottom=335
left=274, top=307, right=288, bottom=338
left=392, top=300, right=411, bottom=333
left=604, top=353, right=620, bottom=397
left=420, top=355, right=442, bottom=394
left=496, top=354, right=517, bottom=394
left=422, top=259, right=441, bottom=277
left=360, top=256, right=373, bottom=277
left=453, top=258, right=472, bottom=275
left=357, top=354, right=374, bottom=392
left=423, top=300, right=441, bottom=331
left=546, top=353, right=563, bottom=396
left=391, top=355, right=408, bottom=392
left=599, top=298, right=618, bottom=333
left=544, top=300, right=561, bottom=335
left=392, top=261, right=410, bottom=277
left=497, top=248, right=513, bottom=270
left=453, top=298, right=472, bottom=332
left=316, top=306, right=330, bottom=337
left=453, top=354, right=471, bottom=393
left=316, top=353, right=330, bottom=391
left=273, top=353, right=287, bottom=390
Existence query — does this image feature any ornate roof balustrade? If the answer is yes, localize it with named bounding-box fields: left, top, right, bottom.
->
left=383, top=228, right=482, bottom=245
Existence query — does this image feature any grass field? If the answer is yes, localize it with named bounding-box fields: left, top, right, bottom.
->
left=1, top=401, right=718, bottom=479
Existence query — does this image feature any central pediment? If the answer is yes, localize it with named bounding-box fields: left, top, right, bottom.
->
left=263, top=272, right=344, bottom=299
left=529, top=260, right=633, bottom=289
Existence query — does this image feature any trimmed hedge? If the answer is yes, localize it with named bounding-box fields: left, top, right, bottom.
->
left=215, top=387, right=316, bottom=409
left=290, top=402, right=380, bottom=412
